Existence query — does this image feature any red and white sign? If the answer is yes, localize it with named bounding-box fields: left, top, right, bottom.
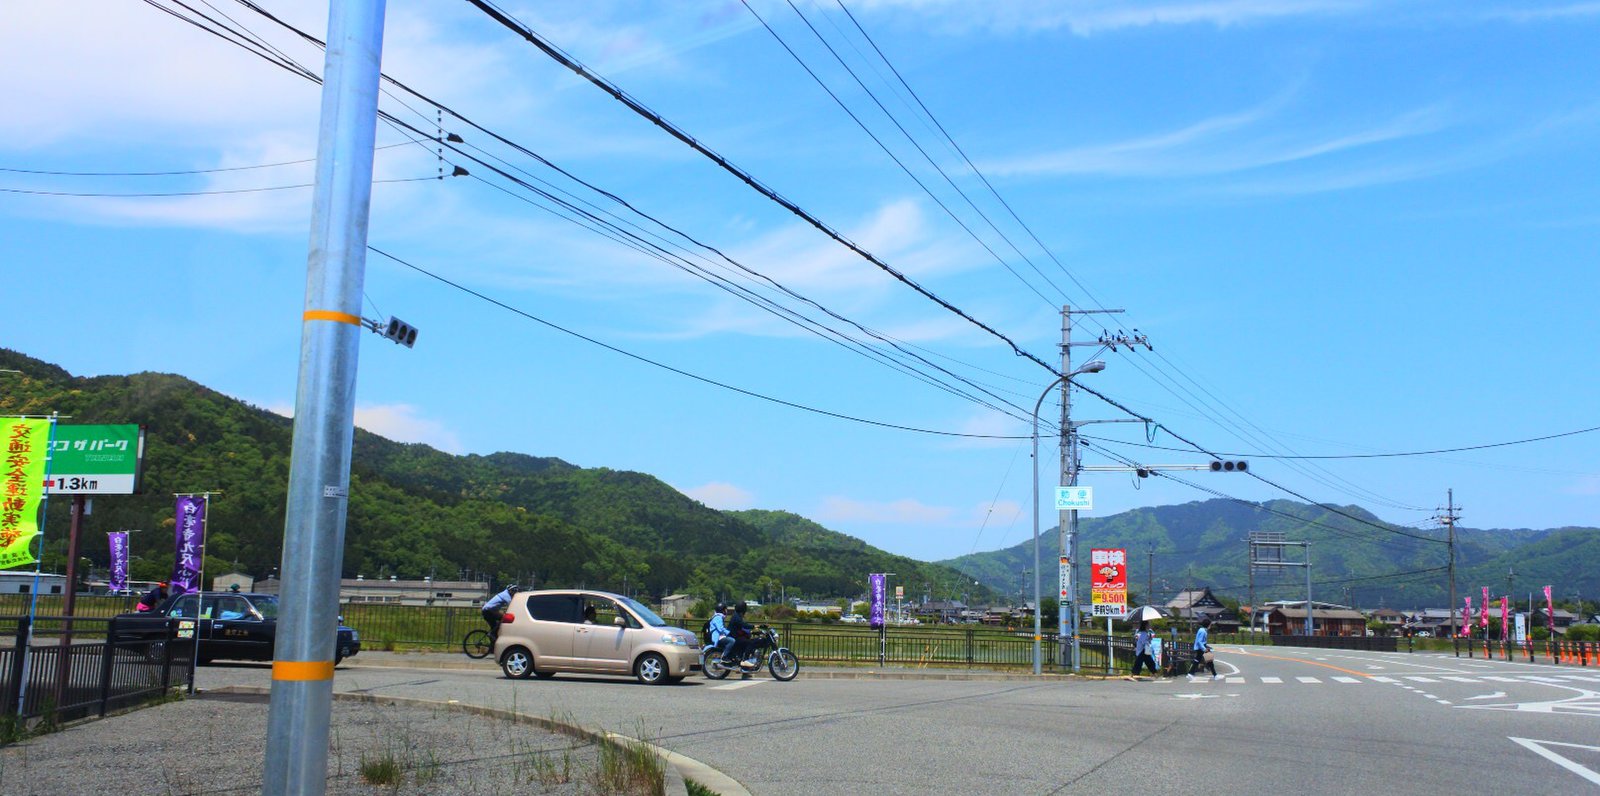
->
left=1090, top=548, right=1127, bottom=616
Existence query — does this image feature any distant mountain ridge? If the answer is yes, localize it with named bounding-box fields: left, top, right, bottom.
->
left=0, top=348, right=981, bottom=602
left=940, top=499, right=1595, bottom=608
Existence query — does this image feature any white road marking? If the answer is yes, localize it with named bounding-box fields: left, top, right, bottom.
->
left=1260, top=677, right=1283, bottom=684
left=1296, top=676, right=1322, bottom=684
left=1225, top=677, right=1244, bottom=684
left=1441, top=676, right=1481, bottom=683
left=712, top=679, right=767, bottom=691
left=1481, top=676, right=1521, bottom=683
left=1436, top=700, right=1452, bottom=705
left=1370, top=676, right=1400, bottom=683
left=1405, top=676, right=1440, bottom=683
left=1509, top=737, right=1600, bottom=786
left=1332, top=676, right=1361, bottom=684
left=1465, top=692, right=1507, bottom=701
left=1173, top=693, right=1219, bottom=700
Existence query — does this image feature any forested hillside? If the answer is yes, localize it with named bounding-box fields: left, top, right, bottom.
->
left=0, top=349, right=982, bottom=602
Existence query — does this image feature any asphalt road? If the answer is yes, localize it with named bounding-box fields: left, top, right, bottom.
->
left=196, top=647, right=1600, bottom=795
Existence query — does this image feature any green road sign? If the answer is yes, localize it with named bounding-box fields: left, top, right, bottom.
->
left=44, top=424, right=144, bottom=495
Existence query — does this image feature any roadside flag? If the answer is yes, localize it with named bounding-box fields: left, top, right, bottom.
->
left=0, top=418, right=51, bottom=570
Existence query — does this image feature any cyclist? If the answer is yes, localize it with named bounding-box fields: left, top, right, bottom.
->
left=481, top=585, right=521, bottom=641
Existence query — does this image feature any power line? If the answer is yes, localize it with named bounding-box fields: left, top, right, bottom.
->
left=460, top=0, right=1058, bottom=374
left=369, top=245, right=1031, bottom=440
left=1085, top=424, right=1600, bottom=460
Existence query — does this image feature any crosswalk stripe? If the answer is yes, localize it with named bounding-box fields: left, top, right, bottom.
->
left=1260, top=676, right=1283, bottom=684
left=1225, top=677, right=1244, bottom=684
left=1370, top=676, right=1400, bottom=683
left=1404, top=676, right=1439, bottom=682
left=1333, top=676, right=1361, bottom=684
left=1441, top=676, right=1481, bottom=683
left=1297, top=676, right=1322, bottom=683
left=711, top=679, right=767, bottom=691
left=1481, top=676, right=1520, bottom=682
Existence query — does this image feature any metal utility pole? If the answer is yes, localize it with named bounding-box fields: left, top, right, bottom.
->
left=262, top=2, right=386, bottom=795
left=1437, top=490, right=1460, bottom=638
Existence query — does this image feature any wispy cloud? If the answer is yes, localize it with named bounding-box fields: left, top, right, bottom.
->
left=1485, top=2, right=1600, bottom=22
left=680, top=481, right=758, bottom=510
left=818, top=496, right=954, bottom=524
left=354, top=404, right=465, bottom=454
left=853, top=0, right=1370, bottom=36
left=983, top=100, right=1449, bottom=180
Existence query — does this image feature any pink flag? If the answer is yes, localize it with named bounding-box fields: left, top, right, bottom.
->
left=1499, top=597, right=1509, bottom=641
left=1463, top=596, right=1473, bottom=637
left=1544, top=585, right=1554, bottom=632
left=1481, top=587, right=1490, bottom=628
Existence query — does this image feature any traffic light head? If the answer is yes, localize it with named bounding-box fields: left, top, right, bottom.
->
left=1209, top=460, right=1249, bottom=473
left=383, top=317, right=418, bottom=348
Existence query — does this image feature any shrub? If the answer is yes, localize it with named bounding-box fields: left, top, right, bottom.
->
left=1566, top=624, right=1600, bottom=642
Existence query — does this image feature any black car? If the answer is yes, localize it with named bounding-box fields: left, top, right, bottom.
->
left=115, top=591, right=361, bottom=665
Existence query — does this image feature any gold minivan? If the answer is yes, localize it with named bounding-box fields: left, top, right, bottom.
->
left=492, top=589, right=702, bottom=684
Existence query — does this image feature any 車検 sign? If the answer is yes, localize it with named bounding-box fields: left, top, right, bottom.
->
left=44, top=424, right=144, bottom=495
left=1055, top=486, right=1093, bottom=511
left=1090, top=548, right=1127, bottom=616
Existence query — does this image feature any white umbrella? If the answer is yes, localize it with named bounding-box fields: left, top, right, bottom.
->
left=1123, top=605, right=1164, bottom=622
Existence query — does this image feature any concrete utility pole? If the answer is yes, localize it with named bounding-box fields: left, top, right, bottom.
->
left=1437, top=490, right=1460, bottom=638
left=262, top=2, right=387, bottom=794
left=1056, top=305, right=1140, bottom=671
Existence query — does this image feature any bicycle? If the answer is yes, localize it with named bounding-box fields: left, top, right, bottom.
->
left=462, top=628, right=494, bottom=659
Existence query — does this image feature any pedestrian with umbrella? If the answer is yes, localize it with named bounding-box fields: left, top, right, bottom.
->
left=1125, top=605, right=1163, bottom=679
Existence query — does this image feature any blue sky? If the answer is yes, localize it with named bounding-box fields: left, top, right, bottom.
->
left=3, top=1, right=1596, bottom=563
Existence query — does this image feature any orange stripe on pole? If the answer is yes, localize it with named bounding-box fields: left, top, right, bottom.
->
left=303, top=309, right=362, bottom=326
left=272, top=660, right=336, bottom=681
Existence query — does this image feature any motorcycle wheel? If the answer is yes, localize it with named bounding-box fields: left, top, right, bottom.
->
left=702, top=650, right=730, bottom=680
left=768, top=648, right=800, bottom=681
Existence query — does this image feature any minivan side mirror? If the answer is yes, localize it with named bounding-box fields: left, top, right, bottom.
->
left=614, top=615, right=627, bottom=627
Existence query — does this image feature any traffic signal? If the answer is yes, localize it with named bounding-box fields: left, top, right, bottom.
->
left=1209, top=460, right=1248, bottom=473
left=383, top=317, right=418, bottom=348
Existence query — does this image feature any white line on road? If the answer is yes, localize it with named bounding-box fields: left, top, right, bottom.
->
left=1260, top=677, right=1283, bottom=684
left=1509, top=737, right=1600, bottom=787
left=1332, top=676, right=1360, bottom=684
left=712, top=680, right=767, bottom=691
left=1296, top=676, right=1321, bottom=683
left=1441, top=676, right=1481, bottom=683
left=1405, top=676, right=1440, bottom=682
left=1465, top=692, right=1507, bottom=701
left=1370, top=676, right=1400, bottom=683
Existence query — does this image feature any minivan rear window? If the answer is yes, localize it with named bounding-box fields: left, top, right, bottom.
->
left=524, top=594, right=580, bottom=623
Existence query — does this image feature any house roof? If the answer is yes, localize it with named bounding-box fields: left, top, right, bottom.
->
left=1166, top=589, right=1224, bottom=609
left=1272, top=606, right=1366, bottom=621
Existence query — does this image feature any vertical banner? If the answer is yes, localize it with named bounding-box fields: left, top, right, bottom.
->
left=171, top=496, right=206, bottom=594
left=1499, top=597, right=1509, bottom=642
left=1463, top=597, right=1472, bottom=637
left=1089, top=548, right=1128, bottom=616
left=876, top=572, right=889, bottom=626
left=1, top=418, right=51, bottom=570
left=108, top=531, right=129, bottom=592
left=1480, top=586, right=1490, bottom=630
left=1544, top=585, right=1554, bottom=633
left=869, top=573, right=886, bottom=629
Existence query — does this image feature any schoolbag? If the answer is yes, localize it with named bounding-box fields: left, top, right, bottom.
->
left=701, top=618, right=713, bottom=646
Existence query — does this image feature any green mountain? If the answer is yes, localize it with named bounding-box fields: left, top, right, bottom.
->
left=0, top=349, right=985, bottom=603
left=941, top=500, right=1595, bottom=610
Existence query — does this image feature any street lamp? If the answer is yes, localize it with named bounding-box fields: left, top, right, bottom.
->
left=1031, top=359, right=1105, bottom=675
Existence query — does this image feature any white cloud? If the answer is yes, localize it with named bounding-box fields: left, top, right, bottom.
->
left=680, top=481, right=757, bottom=510
left=1485, top=2, right=1600, bottom=22
left=851, top=0, right=1369, bottom=36
left=817, top=496, right=953, bottom=524
left=353, top=403, right=465, bottom=453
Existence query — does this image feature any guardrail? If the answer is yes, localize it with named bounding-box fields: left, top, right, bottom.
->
left=0, top=615, right=193, bottom=727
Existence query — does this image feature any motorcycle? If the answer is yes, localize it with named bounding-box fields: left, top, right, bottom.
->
left=701, top=624, right=800, bottom=681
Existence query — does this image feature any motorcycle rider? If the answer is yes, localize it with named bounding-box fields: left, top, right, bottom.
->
left=724, top=601, right=756, bottom=669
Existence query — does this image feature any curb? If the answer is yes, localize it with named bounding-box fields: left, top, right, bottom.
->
left=209, top=685, right=746, bottom=796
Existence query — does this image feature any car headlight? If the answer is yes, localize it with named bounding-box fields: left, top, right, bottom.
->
left=660, top=634, right=692, bottom=646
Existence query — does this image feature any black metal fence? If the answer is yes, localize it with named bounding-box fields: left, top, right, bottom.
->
left=1270, top=634, right=1400, bottom=651
left=0, top=615, right=193, bottom=726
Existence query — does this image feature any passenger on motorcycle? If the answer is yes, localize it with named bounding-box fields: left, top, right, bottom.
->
left=707, top=603, right=735, bottom=660
left=481, top=585, right=521, bottom=641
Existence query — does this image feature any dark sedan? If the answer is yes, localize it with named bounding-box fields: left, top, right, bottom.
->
left=115, top=591, right=360, bottom=665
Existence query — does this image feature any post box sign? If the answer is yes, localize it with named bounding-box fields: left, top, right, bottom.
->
left=1090, top=548, right=1127, bottom=617
left=43, top=424, right=144, bottom=495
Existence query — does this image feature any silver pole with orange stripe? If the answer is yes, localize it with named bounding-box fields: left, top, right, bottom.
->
left=262, top=1, right=387, bottom=793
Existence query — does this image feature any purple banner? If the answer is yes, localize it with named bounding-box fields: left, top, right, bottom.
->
left=869, top=573, right=886, bottom=629
left=108, top=531, right=129, bottom=592
left=171, top=496, right=206, bottom=595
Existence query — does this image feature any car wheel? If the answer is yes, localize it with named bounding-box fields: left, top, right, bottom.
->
left=500, top=646, right=535, bottom=679
left=635, top=652, right=669, bottom=685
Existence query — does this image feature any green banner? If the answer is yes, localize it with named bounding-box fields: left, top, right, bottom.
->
left=1, top=418, right=52, bottom=570
left=45, top=424, right=143, bottom=495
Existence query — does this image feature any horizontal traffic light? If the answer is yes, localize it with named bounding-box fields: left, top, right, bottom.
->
left=1209, top=460, right=1248, bottom=472
left=383, top=317, right=418, bottom=348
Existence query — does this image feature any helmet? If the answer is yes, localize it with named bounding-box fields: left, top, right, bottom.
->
left=735, top=601, right=749, bottom=613
left=714, top=602, right=727, bottom=612
left=508, top=585, right=523, bottom=595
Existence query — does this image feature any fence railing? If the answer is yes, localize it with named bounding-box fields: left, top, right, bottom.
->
left=0, top=615, right=193, bottom=726
left=1453, top=636, right=1597, bottom=666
